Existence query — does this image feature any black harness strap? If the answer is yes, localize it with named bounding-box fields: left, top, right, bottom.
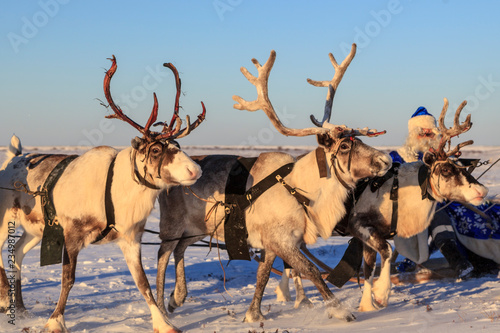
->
left=386, top=164, right=400, bottom=239
left=334, top=180, right=370, bottom=236
left=224, top=157, right=257, bottom=261
left=224, top=160, right=298, bottom=261
left=241, top=163, right=295, bottom=209
left=92, top=156, right=117, bottom=244
left=134, top=169, right=161, bottom=190
left=315, top=147, right=328, bottom=178
left=418, top=164, right=435, bottom=201
left=326, top=237, right=364, bottom=288
left=40, top=155, right=78, bottom=266
left=369, top=163, right=401, bottom=239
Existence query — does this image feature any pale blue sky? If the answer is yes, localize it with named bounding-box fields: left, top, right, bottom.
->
left=1, top=0, right=499, bottom=148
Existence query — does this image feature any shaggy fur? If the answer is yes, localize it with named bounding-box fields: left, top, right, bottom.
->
left=276, top=156, right=488, bottom=312
left=155, top=139, right=392, bottom=324
left=0, top=136, right=201, bottom=333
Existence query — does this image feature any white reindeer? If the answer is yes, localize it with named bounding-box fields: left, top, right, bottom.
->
left=155, top=45, right=393, bottom=323
left=275, top=98, right=489, bottom=312
left=0, top=56, right=205, bottom=333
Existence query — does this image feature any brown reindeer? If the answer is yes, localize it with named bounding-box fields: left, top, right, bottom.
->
left=155, top=44, right=392, bottom=323
left=0, top=56, right=205, bottom=333
left=275, top=98, right=489, bottom=312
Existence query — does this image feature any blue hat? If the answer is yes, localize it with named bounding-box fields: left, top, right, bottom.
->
left=411, top=106, right=432, bottom=118
left=408, top=106, right=437, bottom=132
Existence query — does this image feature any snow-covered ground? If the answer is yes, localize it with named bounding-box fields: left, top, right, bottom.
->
left=1, top=145, right=499, bottom=333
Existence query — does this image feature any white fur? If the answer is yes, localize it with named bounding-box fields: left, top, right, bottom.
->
left=0, top=137, right=200, bottom=333
left=156, top=144, right=392, bottom=323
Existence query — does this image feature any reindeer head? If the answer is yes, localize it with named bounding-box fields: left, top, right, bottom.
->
left=233, top=44, right=392, bottom=188
left=103, top=56, right=204, bottom=188
left=422, top=98, right=488, bottom=205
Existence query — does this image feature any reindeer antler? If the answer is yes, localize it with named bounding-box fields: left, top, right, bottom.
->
left=233, top=51, right=327, bottom=137
left=436, top=98, right=473, bottom=157
left=104, top=55, right=158, bottom=137
left=103, top=56, right=206, bottom=142
left=233, top=49, right=385, bottom=139
left=308, top=43, right=357, bottom=127
left=154, top=63, right=206, bottom=140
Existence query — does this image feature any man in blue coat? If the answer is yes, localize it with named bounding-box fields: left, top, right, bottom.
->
left=391, top=107, right=475, bottom=280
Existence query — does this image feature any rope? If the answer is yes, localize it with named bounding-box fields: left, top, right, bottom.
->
left=476, top=156, right=500, bottom=180
left=0, top=181, right=48, bottom=204
left=184, top=186, right=236, bottom=296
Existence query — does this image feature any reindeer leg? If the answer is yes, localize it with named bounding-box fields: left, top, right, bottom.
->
left=358, top=245, right=379, bottom=312
left=169, top=236, right=204, bottom=313
left=279, top=246, right=355, bottom=322
left=45, top=244, right=79, bottom=333
left=292, top=269, right=312, bottom=308
left=350, top=225, right=392, bottom=309
left=118, top=237, right=180, bottom=333
left=371, top=239, right=392, bottom=308
left=156, top=239, right=178, bottom=316
left=244, top=249, right=277, bottom=323
left=275, top=267, right=292, bottom=302
left=13, top=232, right=41, bottom=314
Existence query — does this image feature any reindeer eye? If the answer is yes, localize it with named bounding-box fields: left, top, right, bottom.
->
left=151, top=147, right=161, bottom=155
left=340, top=142, right=350, bottom=150
left=441, top=164, right=452, bottom=176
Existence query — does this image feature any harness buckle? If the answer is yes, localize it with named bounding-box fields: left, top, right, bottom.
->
left=48, top=216, right=59, bottom=227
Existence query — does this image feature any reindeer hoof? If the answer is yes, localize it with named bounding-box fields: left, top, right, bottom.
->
left=45, top=315, right=68, bottom=333
left=358, top=300, right=381, bottom=312
left=327, top=305, right=356, bottom=322
left=154, top=329, right=181, bottom=333
left=345, top=313, right=356, bottom=322
left=329, top=310, right=356, bottom=322
left=294, top=297, right=313, bottom=309
left=373, top=298, right=388, bottom=308
left=15, top=307, right=30, bottom=319
left=243, top=311, right=265, bottom=323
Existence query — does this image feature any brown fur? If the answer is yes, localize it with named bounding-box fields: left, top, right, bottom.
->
left=155, top=141, right=392, bottom=323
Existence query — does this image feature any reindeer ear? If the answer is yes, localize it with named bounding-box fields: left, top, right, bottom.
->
left=316, top=133, right=334, bottom=149
left=423, top=151, right=437, bottom=166
left=131, top=136, right=146, bottom=152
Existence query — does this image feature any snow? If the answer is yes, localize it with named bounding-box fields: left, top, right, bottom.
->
left=1, top=145, right=500, bottom=333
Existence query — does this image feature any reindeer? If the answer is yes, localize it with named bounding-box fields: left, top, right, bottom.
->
left=0, top=56, right=205, bottom=333
left=155, top=44, right=393, bottom=324
left=275, top=98, right=489, bottom=312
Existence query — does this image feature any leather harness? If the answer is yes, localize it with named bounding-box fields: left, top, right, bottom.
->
left=40, top=155, right=78, bottom=266
left=40, top=154, right=120, bottom=266
left=91, top=156, right=118, bottom=244
left=224, top=158, right=309, bottom=260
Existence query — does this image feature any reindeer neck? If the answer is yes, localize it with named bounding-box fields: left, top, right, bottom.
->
left=288, top=149, right=350, bottom=239
left=111, top=147, right=161, bottom=230
left=392, top=161, right=438, bottom=237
